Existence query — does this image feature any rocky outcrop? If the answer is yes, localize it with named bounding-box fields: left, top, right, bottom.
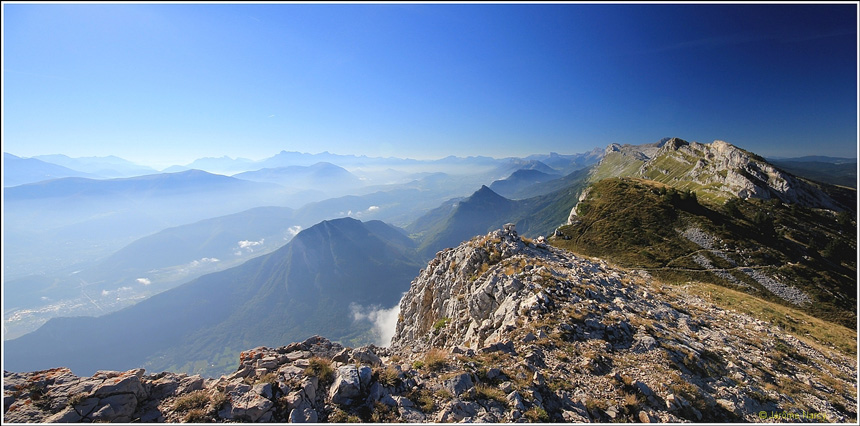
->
left=390, top=225, right=855, bottom=422
left=658, top=139, right=842, bottom=209
left=594, top=138, right=846, bottom=210
left=680, top=226, right=812, bottom=305
left=4, top=227, right=857, bottom=423
left=566, top=188, right=591, bottom=225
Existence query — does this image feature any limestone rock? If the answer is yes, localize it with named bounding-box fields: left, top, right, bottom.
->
left=329, top=365, right=362, bottom=405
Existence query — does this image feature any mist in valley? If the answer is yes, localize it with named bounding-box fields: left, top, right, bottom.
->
left=2, top=150, right=599, bottom=347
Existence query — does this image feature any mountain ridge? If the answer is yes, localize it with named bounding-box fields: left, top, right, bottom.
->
left=591, top=138, right=850, bottom=210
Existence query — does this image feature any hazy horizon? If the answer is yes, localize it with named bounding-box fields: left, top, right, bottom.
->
left=5, top=141, right=858, bottom=174
left=3, top=3, right=857, bottom=168
left=6, top=146, right=609, bottom=171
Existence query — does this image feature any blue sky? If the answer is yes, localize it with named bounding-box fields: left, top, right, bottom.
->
left=3, top=3, right=857, bottom=167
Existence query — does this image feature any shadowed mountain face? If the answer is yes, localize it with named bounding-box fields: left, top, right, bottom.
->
left=409, top=169, right=593, bottom=260
left=411, top=185, right=520, bottom=259
left=4, top=218, right=423, bottom=377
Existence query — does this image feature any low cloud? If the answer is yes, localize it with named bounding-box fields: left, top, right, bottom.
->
left=349, top=299, right=403, bottom=347
left=136, top=278, right=152, bottom=285
left=238, top=239, right=264, bottom=249
left=175, top=257, right=223, bottom=275
left=287, top=225, right=302, bottom=238
left=339, top=206, right=381, bottom=219
left=236, top=238, right=265, bottom=255
left=100, top=286, right=132, bottom=297
left=189, top=257, right=220, bottom=267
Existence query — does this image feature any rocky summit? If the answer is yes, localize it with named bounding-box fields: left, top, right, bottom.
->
left=594, top=138, right=847, bottom=210
left=3, top=225, right=857, bottom=423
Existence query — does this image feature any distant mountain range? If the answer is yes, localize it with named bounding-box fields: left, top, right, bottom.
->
left=3, top=153, right=97, bottom=187
left=233, top=162, right=364, bottom=194
left=489, top=169, right=560, bottom=198
left=524, top=147, right=605, bottom=174
left=2, top=205, right=303, bottom=339
left=32, top=154, right=159, bottom=178
left=3, top=170, right=288, bottom=279
left=4, top=218, right=423, bottom=377
left=768, top=155, right=856, bottom=164
left=4, top=159, right=599, bottom=337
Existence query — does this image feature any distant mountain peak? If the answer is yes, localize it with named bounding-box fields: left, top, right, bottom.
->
left=593, top=138, right=846, bottom=210
left=469, top=185, right=505, bottom=201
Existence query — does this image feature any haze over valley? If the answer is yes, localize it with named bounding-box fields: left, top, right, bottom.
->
left=3, top=150, right=603, bottom=339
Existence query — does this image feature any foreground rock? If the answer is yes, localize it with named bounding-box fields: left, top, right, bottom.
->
left=4, top=227, right=856, bottom=422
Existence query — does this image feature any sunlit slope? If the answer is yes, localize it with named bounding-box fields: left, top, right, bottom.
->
left=551, top=177, right=856, bottom=329
left=590, top=138, right=852, bottom=209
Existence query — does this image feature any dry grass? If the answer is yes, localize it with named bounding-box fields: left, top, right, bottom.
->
left=183, top=408, right=208, bottom=423
left=623, top=392, right=640, bottom=410
left=210, top=391, right=228, bottom=411
left=173, top=390, right=209, bottom=412
left=375, top=365, right=401, bottom=387
left=424, top=348, right=448, bottom=372
left=407, top=388, right=436, bottom=413
left=524, top=406, right=549, bottom=422
left=473, top=384, right=508, bottom=405
left=66, top=392, right=89, bottom=407
left=434, top=388, right=453, bottom=400
left=304, top=357, right=335, bottom=381
left=684, top=281, right=856, bottom=357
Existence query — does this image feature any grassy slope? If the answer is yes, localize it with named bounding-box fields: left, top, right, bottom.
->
left=551, top=178, right=857, bottom=330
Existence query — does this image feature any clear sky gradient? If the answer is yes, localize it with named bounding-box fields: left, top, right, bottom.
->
left=3, top=3, right=857, bottom=167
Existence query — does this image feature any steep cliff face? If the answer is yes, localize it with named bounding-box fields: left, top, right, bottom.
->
left=4, top=226, right=857, bottom=423
left=592, top=138, right=846, bottom=209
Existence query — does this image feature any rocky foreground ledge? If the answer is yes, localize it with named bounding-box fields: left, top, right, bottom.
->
left=4, top=336, right=373, bottom=422
left=4, top=226, right=857, bottom=423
